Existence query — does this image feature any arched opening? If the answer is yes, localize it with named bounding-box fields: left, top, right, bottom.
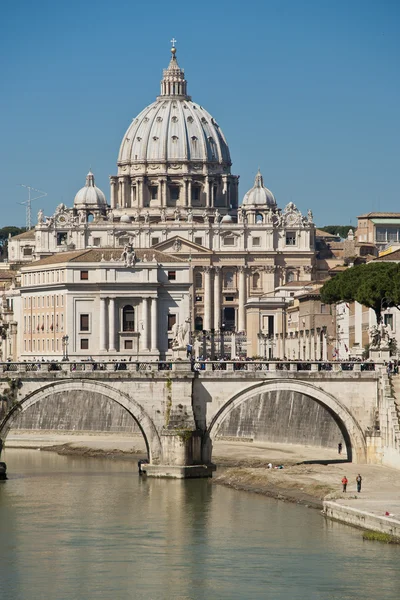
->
left=252, top=272, right=260, bottom=289
left=255, top=213, right=263, bottom=224
left=122, top=305, right=135, bottom=331
left=286, top=271, right=295, bottom=283
left=0, top=380, right=162, bottom=464
left=195, top=316, right=203, bottom=331
left=87, top=213, right=94, bottom=223
left=202, top=380, right=366, bottom=466
left=223, top=270, right=235, bottom=289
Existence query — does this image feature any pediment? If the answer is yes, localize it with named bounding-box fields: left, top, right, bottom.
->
left=153, top=236, right=213, bottom=255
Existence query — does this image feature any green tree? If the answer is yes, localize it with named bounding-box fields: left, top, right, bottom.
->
left=0, top=226, right=26, bottom=260
left=318, top=225, right=353, bottom=239
left=320, top=262, right=400, bottom=324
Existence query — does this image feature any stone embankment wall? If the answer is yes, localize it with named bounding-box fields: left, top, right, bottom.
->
left=217, top=390, right=344, bottom=448
left=323, top=501, right=400, bottom=538
left=10, top=389, right=140, bottom=433
left=378, top=374, right=400, bottom=469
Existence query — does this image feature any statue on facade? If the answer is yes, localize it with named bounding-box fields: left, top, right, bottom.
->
left=202, top=210, right=209, bottom=224
left=55, top=203, right=66, bottom=215
left=171, top=322, right=189, bottom=349
left=369, top=323, right=392, bottom=350
left=187, top=209, right=193, bottom=223
left=121, top=243, right=136, bottom=267
left=37, top=209, right=44, bottom=224
left=214, top=209, right=221, bottom=223
left=237, top=208, right=243, bottom=223
left=144, top=211, right=150, bottom=223
left=174, top=208, right=181, bottom=222
left=307, top=209, right=314, bottom=223
left=133, top=211, right=139, bottom=223
left=160, top=208, right=166, bottom=222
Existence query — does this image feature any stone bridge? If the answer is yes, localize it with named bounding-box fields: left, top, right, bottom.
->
left=0, top=360, right=399, bottom=476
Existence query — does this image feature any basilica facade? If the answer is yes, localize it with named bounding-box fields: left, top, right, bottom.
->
left=7, top=46, right=318, bottom=361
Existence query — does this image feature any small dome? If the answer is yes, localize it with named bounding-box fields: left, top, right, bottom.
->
left=120, top=213, right=131, bottom=223
left=242, top=169, right=276, bottom=208
left=221, top=214, right=233, bottom=223
left=74, top=171, right=107, bottom=209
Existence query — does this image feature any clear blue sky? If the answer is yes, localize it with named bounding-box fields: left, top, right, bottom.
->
left=1, top=0, right=399, bottom=227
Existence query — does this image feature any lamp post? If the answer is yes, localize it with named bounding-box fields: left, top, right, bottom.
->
left=62, top=335, right=69, bottom=361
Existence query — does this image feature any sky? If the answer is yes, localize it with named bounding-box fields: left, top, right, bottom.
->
left=0, top=0, right=399, bottom=228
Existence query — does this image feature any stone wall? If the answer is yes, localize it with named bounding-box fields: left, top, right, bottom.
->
left=11, top=390, right=140, bottom=433
left=217, top=390, right=344, bottom=448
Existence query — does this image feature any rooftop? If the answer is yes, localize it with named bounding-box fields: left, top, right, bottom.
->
left=22, top=248, right=186, bottom=268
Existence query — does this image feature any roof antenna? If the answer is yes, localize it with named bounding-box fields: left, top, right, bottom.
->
left=18, top=184, right=47, bottom=229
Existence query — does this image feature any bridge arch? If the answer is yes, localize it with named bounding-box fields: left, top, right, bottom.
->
left=0, top=379, right=162, bottom=464
left=205, top=379, right=367, bottom=464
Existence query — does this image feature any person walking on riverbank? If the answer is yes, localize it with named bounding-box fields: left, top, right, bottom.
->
left=338, top=442, right=342, bottom=455
left=356, top=474, right=362, bottom=493
left=342, top=476, right=348, bottom=492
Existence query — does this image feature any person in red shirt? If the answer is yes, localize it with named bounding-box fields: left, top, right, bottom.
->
left=342, top=476, right=348, bottom=492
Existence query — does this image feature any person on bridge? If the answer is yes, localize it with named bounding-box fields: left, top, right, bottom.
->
left=341, top=476, right=348, bottom=492
left=338, top=442, right=343, bottom=455
left=356, top=474, right=362, bottom=493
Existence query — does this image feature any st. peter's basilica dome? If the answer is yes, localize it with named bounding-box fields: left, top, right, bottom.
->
left=118, top=47, right=231, bottom=167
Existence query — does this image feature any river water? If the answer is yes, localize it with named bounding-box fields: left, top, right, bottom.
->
left=1, top=450, right=399, bottom=600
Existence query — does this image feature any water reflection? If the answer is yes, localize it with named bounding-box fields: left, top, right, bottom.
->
left=0, top=450, right=399, bottom=600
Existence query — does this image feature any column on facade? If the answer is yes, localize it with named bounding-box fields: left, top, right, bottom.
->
left=316, top=328, right=321, bottom=361
left=205, top=176, right=210, bottom=208
left=203, top=266, right=212, bottom=331
left=110, top=177, right=117, bottom=209
left=275, top=333, right=281, bottom=359
left=141, top=298, right=149, bottom=351
left=100, top=297, right=107, bottom=351
left=299, top=332, right=304, bottom=360
left=214, top=267, right=221, bottom=330
left=160, top=178, right=167, bottom=207
left=187, top=179, right=192, bottom=207
left=310, top=330, right=315, bottom=360
left=210, top=179, right=215, bottom=207
left=108, top=297, right=116, bottom=352
left=119, top=178, right=127, bottom=208
left=183, top=178, right=189, bottom=207
left=130, top=179, right=136, bottom=207
left=238, top=266, right=246, bottom=332
left=137, top=178, right=144, bottom=208
left=151, top=297, right=158, bottom=352
left=322, top=329, right=328, bottom=361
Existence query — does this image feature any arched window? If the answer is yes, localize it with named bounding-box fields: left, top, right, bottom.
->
left=87, top=213, right=94, bottom=223
left=252, top=272, right=260, bottom=289
left=123, top=305, right=135, bottom=331
left=255, top=213, right=263, bottom=224
left=195, top=272, right=203, bottom=289
left=287, top=271, right=295, bottom=283
left=224, top=270, right=234, bottom=289
left=195, top=316, right=203, bottom=331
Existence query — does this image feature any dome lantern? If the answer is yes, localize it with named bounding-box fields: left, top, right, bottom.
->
left=74, top=171, right=107, bottom=211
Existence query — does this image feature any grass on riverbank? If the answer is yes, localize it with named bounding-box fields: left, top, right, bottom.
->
left=362, top=530, right=400, bottom=544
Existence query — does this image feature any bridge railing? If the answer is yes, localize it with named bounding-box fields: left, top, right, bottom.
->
left=0, top=360, right=377, bottom=374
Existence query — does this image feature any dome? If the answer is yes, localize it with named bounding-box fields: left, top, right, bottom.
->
left=221, top=214, right=234, bottom=223
left=242, top=170, right=276, bottom=209
left=120, top=213, right=131, bottom=223
left=118, top=48, right=231, bottom=167
left=74, top=171, right=107, bottom=209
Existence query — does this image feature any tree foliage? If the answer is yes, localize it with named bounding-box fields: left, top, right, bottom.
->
left=0, top=226, right=26, bottom=260
left=318, top=225, right=353, bottom=239
left=320, top=262, right=400, bottom=323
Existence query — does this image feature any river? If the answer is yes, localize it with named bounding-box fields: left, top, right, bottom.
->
left=0, top=450, right=399, bottom=600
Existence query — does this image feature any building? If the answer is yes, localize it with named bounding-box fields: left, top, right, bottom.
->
left=6, top=45, right=320, bottom=360
left=357, top=212, right=400, bottom=253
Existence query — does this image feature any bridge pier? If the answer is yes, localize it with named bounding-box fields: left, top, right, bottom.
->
left=144, top=429, right=216, bottom=478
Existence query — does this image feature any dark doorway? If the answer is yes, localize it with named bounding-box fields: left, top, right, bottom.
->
left=223, top=307, right=235, bottom=331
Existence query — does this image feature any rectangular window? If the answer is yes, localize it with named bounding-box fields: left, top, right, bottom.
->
left=170, top=186, right=180, bottom=201
left=384, top=313, right=394, bottom=329
left=151, top=237, right=159, bottom=246
left=168, top=314, right=176, bottom=331
left=388, top=229, right=398, bottom=243
left=376, top=227, right=386, bottom=243
left=80, top=339, right=89, bottom=350
left=286, top=232, right=296, bottom=246
left=119, top=237, right=129, bottom=246
left=194, top=237, right=203, bottom=246
left=124, top=340, right=133, bottom=350
left=150, top=186, right=158, bottom=200
left=320, top=303, right=329, bottom=314
left=80, top=271, right=89, bottom=281
left=80, top=314, right=89, bottom=331
left=195, top=296, right=202, bottom=302
left=191, top=187, right=200, bottom=202
left=57, top=232, right=68, bottom=246
left=223, top=237, right=235, bottom=246
left=225, top=296, right=234, bottom=302
left=23, top=247, right=33, bottom=256
left=252, top=237, right=261, bottom=246
left=93, top=237, right=101, bottom=247
left=168, top=271, right=176, bottom=281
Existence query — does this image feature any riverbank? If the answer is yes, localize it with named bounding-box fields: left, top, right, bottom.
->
left=5, top=431, right=400, bottom=536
